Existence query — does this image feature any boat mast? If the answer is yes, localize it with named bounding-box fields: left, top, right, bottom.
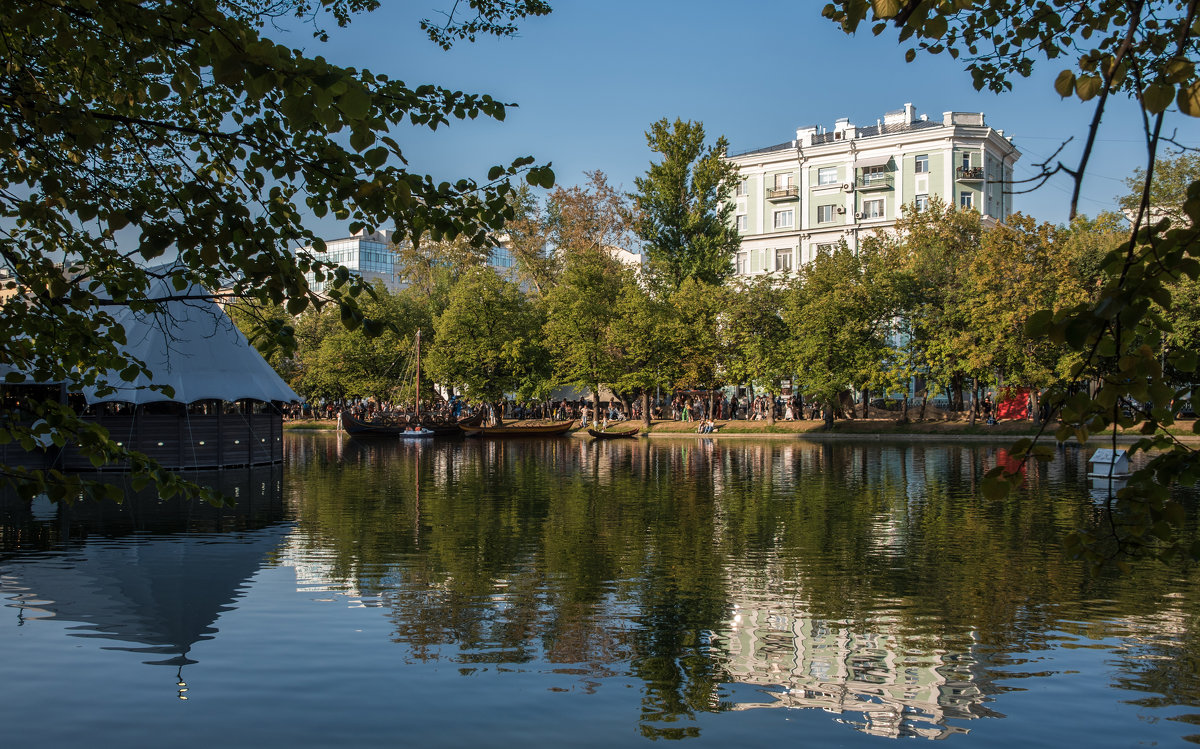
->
left=414, top=329, right=421, bottom=423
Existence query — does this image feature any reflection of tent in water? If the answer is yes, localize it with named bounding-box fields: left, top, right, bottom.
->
left=0, top=468, right=290, bottom=679
left=3, top=527, right=289, bottom=665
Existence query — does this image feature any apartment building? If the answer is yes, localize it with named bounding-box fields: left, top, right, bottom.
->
left=725, top=103, right=1020, bottom=277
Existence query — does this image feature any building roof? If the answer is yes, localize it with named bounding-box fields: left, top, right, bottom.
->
left=728, top=117, right=947, bottom=159
left=78, top=270, right=299, bottom=405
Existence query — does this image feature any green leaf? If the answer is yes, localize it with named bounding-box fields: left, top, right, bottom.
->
left=1075, top=74, right=1102, bottom=101
left=1143, top=82, right=1174, bottom=114
left=338, top=87, right=370, bottom=120
left=1177, top=82, right=1200, bottom=117
left=1054, top=70, right=1076, bottom=97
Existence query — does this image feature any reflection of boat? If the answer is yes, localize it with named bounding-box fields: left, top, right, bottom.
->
left=587, top=427, right=639, bottom=439
left=461, top=421, right=574, bottom=438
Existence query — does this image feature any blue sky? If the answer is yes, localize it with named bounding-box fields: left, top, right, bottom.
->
left=287, top=1, right=1199, bottom=236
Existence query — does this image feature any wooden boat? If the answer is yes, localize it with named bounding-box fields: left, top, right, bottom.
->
left=341, top=331, right=482, bottom=439
left=587, top=427, right=640, bottom=439
left=460, top=421, right=574, bottom=438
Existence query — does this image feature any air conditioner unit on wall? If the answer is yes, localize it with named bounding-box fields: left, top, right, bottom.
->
left=854, top=212, right=864, bottom=219
left=842, top=183, right=854, bottom=191
left=836, top=206, right=846, bottom=214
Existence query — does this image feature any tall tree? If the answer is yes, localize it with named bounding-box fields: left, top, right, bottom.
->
left=631, top=119, right=741, bottom=292
left=723, top=277, right=789, bottom=426
left=428, top=266, right=548, bottom=410
left=543, top=248, right=627, bottom=413
left=0, top=0, right=552, bottom=502
left=783, top=244, right=893, bottom=427
left=609, top=278, right=676, bottom=427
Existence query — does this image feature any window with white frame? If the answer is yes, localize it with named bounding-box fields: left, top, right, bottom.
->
left=736, top=252, right=748, bottom=275
left=817, top=204, right=835, bottom=223
left=959, top=191, right=974, bottom=209
left=961, top=152, right=971, bottom=170
left=736, top=214, right=748, bottom=232
left=775, top=172, right=793, bottom=189
left=775, top=249, right=793, bottom=272
left=861, top=165, right=886, bottom=185
left=862, top=198, right=884, bottom=219
left=736, top=178, right=748, bottom=196
left=817, top=166, right=838, bottom=185
left=914, top=193, right=930, bottom=212
left=815, top=243, right=836, bottom=254
left=773, top=209, right=794, bottom=229
left=914, top=154, right=929, bottom=173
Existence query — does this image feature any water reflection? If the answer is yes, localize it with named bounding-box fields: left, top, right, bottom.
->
left=2, top=436, right=1199, bottom=745
left=279, top=434, right=1200, bottom=741
left=0, top=466, right=288, bottom=692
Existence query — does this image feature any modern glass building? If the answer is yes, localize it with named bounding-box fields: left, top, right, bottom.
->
left=300, top=228, right=405, bottom=294
left=725, top=103, right=1021, bottom=277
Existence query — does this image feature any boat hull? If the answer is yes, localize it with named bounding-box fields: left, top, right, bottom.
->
left=460, top=421, right=574, bottom=438
left=586, top=428, right=639, bottom=439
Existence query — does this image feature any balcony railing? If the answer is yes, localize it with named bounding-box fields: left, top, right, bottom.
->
left=956, top=166, right=985, bottom=180
left=765, top=186, right=799, bottom=201
left=856, top=173, right=894, bottom=190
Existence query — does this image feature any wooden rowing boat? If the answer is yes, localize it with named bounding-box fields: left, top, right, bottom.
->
left=460, top=421, right=574, bottom=438
left=586, top=427, right=639, bottom=439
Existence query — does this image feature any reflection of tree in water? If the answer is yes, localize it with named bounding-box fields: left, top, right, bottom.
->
left=284, top=434, right=1200, bottom=740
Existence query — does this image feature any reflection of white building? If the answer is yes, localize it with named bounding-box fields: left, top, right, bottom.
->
left=708, top=568, right=997, bottom=740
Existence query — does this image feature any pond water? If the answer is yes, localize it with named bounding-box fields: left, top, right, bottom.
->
left=2, top=434, right=1199, bottom=747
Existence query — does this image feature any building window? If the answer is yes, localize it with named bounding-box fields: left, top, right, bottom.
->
left=815, top=243, right=836, bottom=254
left=914, top=193, right=929, bottom=212
left=736, top=214, right=748, bottom=233
left=774, top=173, right=793, bottom=189
left=959, top=191, right=974, bottom=209
left=817, top=166, right=838, bottom=185
left=773, top=209, right=794, bottom=229
left=961, top=152, right=971, bottom=170
left=736, top=252, right=748, bottom=275
left=775, top=249, right=793, bottom=272
left=817, top=204, right=835, bottom=223
left=914, top=154, right=929, bottom=173
left=736, top=178, right=748, bottom=197
left=861, top=165, right=887, bottom=185
left=862, top=199, right=884, bottom=219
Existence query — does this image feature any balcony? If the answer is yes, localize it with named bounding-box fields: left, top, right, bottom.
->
left=765, top=186, right=799, bottom=201
left=956, top=166, right=985, bottom=181
left=856, top=173, right=894, bottom=191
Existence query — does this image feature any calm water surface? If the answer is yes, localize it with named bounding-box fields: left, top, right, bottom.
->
left=2, top=435, right=1200, bottom=747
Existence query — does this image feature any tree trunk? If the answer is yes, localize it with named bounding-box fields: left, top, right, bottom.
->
left=823, top=402, right=835, bottom=429
left=898, top=394, right=909, bottom=424
left=861, top=387, right=870, bottom=420
left=591, top=389, right=601, bottom=426
left=918, top=390, right=928, bottom=421
left=951, top=375, right=964, bottom=412
left=641, top=390, right=652, bottom=429
left=766, top=391, right=776, bottom=426
left=1030, top=388, right=1041, bottom=425
left=969, top=378, right=978, bottom=427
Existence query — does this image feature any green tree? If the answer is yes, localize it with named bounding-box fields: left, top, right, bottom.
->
left=783, top=244, right=893, bottom=427
left=1120, top=152, right=1200, bottom=225
left=723, top=276, right=790, bottom=426
left=543, top=249, right=628, bottom=414
left=664, top=279, right=726, bottom=415
left=631, top=119, right=741, bottom=292
left=0, top=0, right=552, bottom=502
left=609, top=278, right=676, bottom=428
left=428, top=266, right=548, bottom=410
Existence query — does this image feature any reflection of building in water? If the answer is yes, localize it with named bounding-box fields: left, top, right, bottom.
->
left=274, top=534, right=365, bottom=601
left=709, top=602, right=998, bottom=739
